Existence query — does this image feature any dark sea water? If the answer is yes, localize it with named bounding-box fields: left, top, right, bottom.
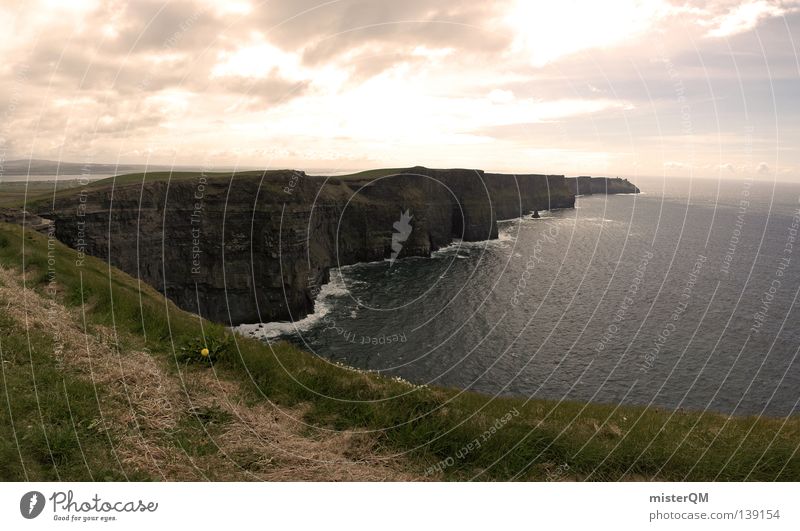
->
left=240, top=176, right=800, bottom=416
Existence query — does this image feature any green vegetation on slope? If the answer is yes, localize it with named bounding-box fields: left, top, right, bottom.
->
left=0, top=298, right=140, bottom=481
left=0, top=221, right=798, bottom=481
left=0, top=181, right=87, bottom=207
left=1, top=170, right=292, bottom=210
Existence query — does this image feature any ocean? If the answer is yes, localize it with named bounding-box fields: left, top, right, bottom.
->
left=240, top=176, right=800, bottom=416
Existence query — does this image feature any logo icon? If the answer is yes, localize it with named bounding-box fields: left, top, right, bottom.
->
left=390, top=209, right=413, bottom=266
left=20, top=491, right=45, bottom=519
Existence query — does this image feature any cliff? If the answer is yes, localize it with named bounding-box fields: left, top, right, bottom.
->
left=483, top=173, right=574, bottom=220
left=566, top=176, right=640, bottom=195
left=0, top=208, right=53, bottom=233
left=29, top=167, right=634, bottom=325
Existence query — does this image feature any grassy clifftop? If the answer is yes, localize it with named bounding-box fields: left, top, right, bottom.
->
left=0, top=220, right=798, bottom=481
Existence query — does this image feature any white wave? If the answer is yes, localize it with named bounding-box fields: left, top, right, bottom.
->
left=498, top=229, right=517, bottom=242
left=575, top=216, right=619, bottom=224
left=233, top=272, right=350, bottom=341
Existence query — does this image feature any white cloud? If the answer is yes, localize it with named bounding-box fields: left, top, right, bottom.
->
left=706, top=0, right=792, bottom=38
left=665, top=161, right=690, bottom=170
left=212, top=39, right=305, bottom=80
left=487, top=89, right=514, bottom=104
left=505, top=0, right=678, bottom=66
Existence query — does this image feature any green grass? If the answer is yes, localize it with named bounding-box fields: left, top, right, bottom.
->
left=88, top=170, right=267, bottom=189
left=0, top=181, right=85, bottom=207
left=9, top=167, right=467, bottom=210
left=0, top=293, right=143, bottom=481
left=331, top=167, right=485, bottom=180
left=0, top=221, right=798, bottom=480
left=330, top=168, right=408, bottom=180
left=170, top=405, right=233, bottom=459
left=7, top=170, right=290, bottom=209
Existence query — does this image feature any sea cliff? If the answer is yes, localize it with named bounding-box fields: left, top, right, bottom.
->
left=31, top=167, right=637, bottom=325
left=566, top=176, right=640, bottom=195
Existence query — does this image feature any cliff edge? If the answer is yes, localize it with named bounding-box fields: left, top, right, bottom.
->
left=566, top=176, right=640, bottom=195
left=29, top=167, right=634, bottom=325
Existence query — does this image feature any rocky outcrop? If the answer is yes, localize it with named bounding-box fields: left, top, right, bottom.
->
left=0, top=208, right=53, bottom=233
left=31, top=166, right=637, bottom=325
left=566, top=176, right=640, bottom=195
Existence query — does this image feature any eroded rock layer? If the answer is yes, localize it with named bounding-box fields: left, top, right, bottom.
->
left=34, top=166, right=636, bottom=325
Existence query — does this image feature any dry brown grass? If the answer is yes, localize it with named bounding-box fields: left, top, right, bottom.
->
left=0, top=266, right=419, bottom=481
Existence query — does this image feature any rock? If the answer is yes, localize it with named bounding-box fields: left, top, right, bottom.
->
left=483, top=173, right=574, bottom=219
left=30, top=166, right=638, bottom=326
left=566, top=176, right=640, bottom=195
left=0, top=208, right=53, bottom=234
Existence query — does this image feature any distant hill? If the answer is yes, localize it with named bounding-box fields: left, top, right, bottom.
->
left=1, top=158, right=258, bottom=177
left=1, top=159, right=150, bottom=176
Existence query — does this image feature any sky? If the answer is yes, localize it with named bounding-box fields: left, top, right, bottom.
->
left=0, top=0, right=798, bottom=179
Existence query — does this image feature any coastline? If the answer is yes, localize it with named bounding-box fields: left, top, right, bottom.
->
left=0, top=220, right=797, bottom=481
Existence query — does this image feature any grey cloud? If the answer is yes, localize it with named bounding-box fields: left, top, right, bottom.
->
left=240, top=0, right=513, bottom=74
left=5, top=0, right=514, bottom=110
left=23, top=44, right=190, bottom=94
left=213, top=75, right=311, bottom=109
left=102, top=0, right=220, bottom=53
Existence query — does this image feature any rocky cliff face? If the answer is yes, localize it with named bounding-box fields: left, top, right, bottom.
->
left=483, top=173, right=574, bottom=220
left=33, top=167, right=635, bottom=325
left=566, top=176, right=640, bottom=195
left=0, top=208, right=53, bottom=233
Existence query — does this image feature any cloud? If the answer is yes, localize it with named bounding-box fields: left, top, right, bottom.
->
left=246, top=0, right=513, bottom=63
left=665, top=161, right=690, bottom=170
left=705, top=0, right=796, bottom=38
left=505, top=0, right=682, bottom=66
left=0, top=0, right=796, bottom=177
left=216, top=76, right=311, bottom=110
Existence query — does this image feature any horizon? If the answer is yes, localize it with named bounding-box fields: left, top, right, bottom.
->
left=1, top=1, right=798, bottom=180
left=3, top=157, right=798, bottom=183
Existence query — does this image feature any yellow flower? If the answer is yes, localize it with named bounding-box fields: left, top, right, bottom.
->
left=200, top=348, right=210, bottom=357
